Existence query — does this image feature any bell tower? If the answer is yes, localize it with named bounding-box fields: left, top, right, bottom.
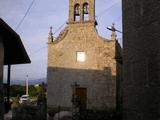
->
left=68, top=0, right=95, bottom=23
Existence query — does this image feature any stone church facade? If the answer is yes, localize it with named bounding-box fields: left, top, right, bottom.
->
left=47, top=0, right=122, bottom=112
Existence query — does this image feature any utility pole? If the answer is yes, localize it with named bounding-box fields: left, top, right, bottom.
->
left=26, top=75, right=29, bottom=95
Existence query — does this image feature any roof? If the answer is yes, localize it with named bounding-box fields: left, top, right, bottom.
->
left=0, top=18, right=31, bottom=65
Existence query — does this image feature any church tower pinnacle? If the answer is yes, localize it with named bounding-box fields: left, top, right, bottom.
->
left=48, top=26, right=54, bottom=43
left=111, top=23, right=117, bottom=40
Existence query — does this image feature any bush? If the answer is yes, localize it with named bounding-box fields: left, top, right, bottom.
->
left=9, top=85, right=41, bottom=97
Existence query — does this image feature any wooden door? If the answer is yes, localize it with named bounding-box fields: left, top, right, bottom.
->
left=75, top=88, right=87, bottom=110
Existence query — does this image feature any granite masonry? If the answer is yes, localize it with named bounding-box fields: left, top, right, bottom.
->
left=122, top=0, right=160, bottom=120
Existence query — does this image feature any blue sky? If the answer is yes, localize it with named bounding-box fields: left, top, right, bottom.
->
left=0, top=0, right=122, bottom=83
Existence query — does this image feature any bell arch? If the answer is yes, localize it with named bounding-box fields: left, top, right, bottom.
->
left=83, top=3, right=89, bottom=21
left=74, top=3, right=80, bottom=21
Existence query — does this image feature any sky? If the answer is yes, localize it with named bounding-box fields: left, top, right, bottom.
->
left=0, top=0, right=122, bottom=83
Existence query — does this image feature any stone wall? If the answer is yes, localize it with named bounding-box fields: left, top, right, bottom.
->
left=122, top=0, right=160, bottom=120
left=0, top=36, right=4, bottom=120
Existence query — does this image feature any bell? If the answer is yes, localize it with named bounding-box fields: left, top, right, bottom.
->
left=75, top=9, right=80, bottom=15
left=83, top=5, right=88, bottom=14
left=84, top=8, right=88, bottom=14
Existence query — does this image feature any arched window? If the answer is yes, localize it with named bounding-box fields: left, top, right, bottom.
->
left=83, top=3, right=89, bottom=21
left=74, top=4, right=80, bottom=21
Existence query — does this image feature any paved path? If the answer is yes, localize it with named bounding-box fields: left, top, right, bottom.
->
left=4, top=110, right=12, bottom=120
left=54, top=111, right=72, bottom=120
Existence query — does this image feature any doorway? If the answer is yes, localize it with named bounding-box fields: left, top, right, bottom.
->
left=75, top=88, right=87, bottom=110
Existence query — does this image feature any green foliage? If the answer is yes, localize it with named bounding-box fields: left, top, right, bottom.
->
left=10, top=85, right=41, bottom=97
left=10, top=85, right=25, bottom=97
left=28, top=85, right=41, bottom=97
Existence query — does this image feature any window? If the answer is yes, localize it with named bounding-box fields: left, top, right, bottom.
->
left=74, top=4, right=80, bottom=21
left=77, top=52, right=86, bottom=62
left=83, top=3, right=89, bottom=21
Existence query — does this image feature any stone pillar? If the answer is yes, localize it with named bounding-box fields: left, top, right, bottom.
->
left=68, top=0, right=74, bottom=23
left=88, top=0, right=95, bottom=22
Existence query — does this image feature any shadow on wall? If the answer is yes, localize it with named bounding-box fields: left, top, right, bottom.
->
left=47, top=66, right=117, bottom=111
left=47, top=66, right=123, bottom=120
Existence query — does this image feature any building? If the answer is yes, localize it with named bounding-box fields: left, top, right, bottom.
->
left=47, top=0, right=122, bottom=113
left=122, top=1, right=160, bottom=120
left=0, top=18, right=31, bottom=119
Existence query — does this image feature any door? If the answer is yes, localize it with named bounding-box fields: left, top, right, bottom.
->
left=75, top=88, right=87, bottom=110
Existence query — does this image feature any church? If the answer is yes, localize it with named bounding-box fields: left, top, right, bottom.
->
left=47, top=0, right=122, bottom=112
